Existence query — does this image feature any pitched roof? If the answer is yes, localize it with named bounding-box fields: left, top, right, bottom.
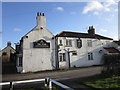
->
left=0, top=46, right=16, bottom=55
left=22, top=26, right=54, bottom=39
left=55, top=31, right=113, bottom=40
left=114, top=41, right=120, bottom=46
left=104, top=47, right=120, bottom=53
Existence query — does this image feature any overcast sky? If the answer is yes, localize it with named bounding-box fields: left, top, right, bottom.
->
left=1, top=0, right=119, bottom=49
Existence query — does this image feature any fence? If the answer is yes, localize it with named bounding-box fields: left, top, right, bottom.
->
left=0, top=77, right=73, bottom=90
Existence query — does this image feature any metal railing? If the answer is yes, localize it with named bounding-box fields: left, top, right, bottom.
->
left=1, top=77, right=74, bottom=90
left=45, top=77, right=73, bottom=90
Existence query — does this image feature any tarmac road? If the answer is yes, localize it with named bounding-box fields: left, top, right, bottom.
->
left=2, top=66, right=103, bottom=82
left=2, top=66, right=103, bottom=89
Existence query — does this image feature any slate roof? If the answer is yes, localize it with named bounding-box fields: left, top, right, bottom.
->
left=55, top=31, right=113, bottom=40
left=114, top=41, right=120, bottom=46
left=104, top=47, right=120, bottom=53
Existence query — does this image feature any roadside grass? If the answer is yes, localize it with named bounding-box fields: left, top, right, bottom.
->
left=2, top=87, right=58, bottom=90
left=77, top=74, right=120, bottom=88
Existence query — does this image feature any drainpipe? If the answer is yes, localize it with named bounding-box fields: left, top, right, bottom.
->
left=55, top=36, right=59, bottom=69
left=67, top=48, right=71, bottom=68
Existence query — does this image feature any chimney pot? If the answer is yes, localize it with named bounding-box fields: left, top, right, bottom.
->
left=43, top=13, right=44, bottom=16
left=36, top=12, right=46, bottom=27
left=37, top=12, right=39, bottom=16
left=7, top=42, right=11, bottom=46
left=88, top=26, right=95, bottom=35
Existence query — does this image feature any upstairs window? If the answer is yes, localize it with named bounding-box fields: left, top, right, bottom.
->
left=87, top=40, right=92, bottom=47
left=66, top=39, right=72, bottom=47
left=88, top=52, right=93, bottom=60
left=59, top=39, right=62, bottom=46
left=2, top=52, right=7, bottom=56
left=77, top=39, right=82, bottom=48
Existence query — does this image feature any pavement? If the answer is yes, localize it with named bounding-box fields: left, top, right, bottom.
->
left=2, top=66, right=103, bottom=89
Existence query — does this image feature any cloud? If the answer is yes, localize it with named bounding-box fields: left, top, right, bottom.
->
left=94, top=11, right=99, bottom=15
left=112, top=35, right=118, bottom=40
left=100, top=29, right=108, bottom=32
left=105, top=18, right=112, bottom=22
left=82, top=0, right=117, bottom=14
left=14, top=28, right=22, bottom=32
left=111, top=14, right=115, bottom=17
left=55, top=7, right=64, bottom=11
left=114, top=9, right=118, bottom=12
left=104, top=0, right=116, bottom=7
left=82, top=1, right=103, bottom=14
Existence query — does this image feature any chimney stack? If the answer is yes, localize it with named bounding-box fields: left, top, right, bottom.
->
left=7, top=41, right=11, bottom=46
left=36, top=12, right=46, bottom=28
left=88, top=26, right=95, bottom=35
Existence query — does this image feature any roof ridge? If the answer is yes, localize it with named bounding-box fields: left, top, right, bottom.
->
left=56, top=31, right=113, bottom=40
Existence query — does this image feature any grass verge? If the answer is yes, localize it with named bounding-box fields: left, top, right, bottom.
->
left=77, top=74, right=120, bottom=88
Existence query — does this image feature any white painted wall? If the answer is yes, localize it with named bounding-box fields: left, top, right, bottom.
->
left=16, top=12, right=116, bottom=72
left=17, top=13, right=56, bottom=73
left=58, top=37, right=113, bottom=68
left=21, top=27, right=55, bottom=73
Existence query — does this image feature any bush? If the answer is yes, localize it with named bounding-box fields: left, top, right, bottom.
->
left=102, top=54, right=120, bottom=76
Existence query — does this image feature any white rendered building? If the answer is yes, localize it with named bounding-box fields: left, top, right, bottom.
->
left=16, top=13, right=56, bottom=73
left=55, top=27, right=114, bottom=69
left=16, top=12, right=118, bottom=73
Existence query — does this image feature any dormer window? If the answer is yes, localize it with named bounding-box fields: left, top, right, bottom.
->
left=77, top=39, right=82, bottom=48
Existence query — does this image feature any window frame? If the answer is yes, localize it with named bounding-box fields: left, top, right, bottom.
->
left=59, top=53, right=66, bottom=62
left=72, top=51, right=77, bottom=56
left=18, top=57, right=22, bottom=67
left=59, top=39, right=63, bottom=46
left=77, top=39, right=82, bottom=48
left=87, top=40, right=92, bottom=47
left=66, top=39, right=72, bottom=47
left=88, top=52, right=93, bottom=60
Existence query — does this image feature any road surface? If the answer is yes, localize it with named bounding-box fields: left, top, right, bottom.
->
left=2, top=66, right=103, bottom=89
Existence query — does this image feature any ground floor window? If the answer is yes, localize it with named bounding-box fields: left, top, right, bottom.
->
left=88, top=52, right=93, bottom=60
left=59, top=53, right=66, bottom=62
left=18, top=57, right=22, bottom=66
left=72, top=51, right=77, bottom=56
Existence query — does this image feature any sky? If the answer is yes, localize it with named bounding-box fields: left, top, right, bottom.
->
left=1, top=0, right=119, bottom=49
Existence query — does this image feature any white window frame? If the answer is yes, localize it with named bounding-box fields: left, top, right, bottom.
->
left=77, top=39, right=82, bottom=48
left=59, top=39, right=62, bottom=45
left=66, top=39, right=72, bottom=47
left=88, top=52, right=93, bottom=60
left=72, top=51, right=77, bottom=56
left=18, top=57, right=22, bottom=67
left=59, top=53, right=66, bottom=62
left=87, top=40, right=92, bottom=47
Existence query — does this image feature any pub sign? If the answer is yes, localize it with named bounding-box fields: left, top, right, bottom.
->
left=33, top=39, right=50, bottom=48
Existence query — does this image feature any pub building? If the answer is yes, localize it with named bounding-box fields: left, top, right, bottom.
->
left=16, top=12, right=119, bottom=73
